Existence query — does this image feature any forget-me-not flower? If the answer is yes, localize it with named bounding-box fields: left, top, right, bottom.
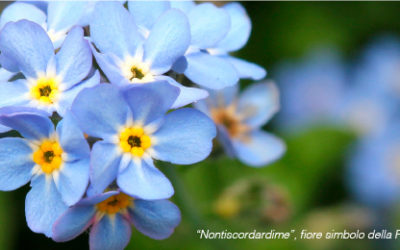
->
left=0, top=107, right=90, bottom=237
left=53, top=191, right=181, bottom=250
left=0, top=1, right=95, bottom=48
left=90, top=2, right=207, bottom=108
left=195, top=81, right=285, bottom=167
left=0, top=20, right=99, bottom=117
left=71, top=81, right=216, bottom=200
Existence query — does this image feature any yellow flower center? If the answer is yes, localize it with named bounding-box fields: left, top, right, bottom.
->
left=96, top=193, right=133, bottom=214
left=30, top=77, right=59, bottom=104
left=32, top=140, right=63, bottom=174
left=119, top=127, right=151, bottom=157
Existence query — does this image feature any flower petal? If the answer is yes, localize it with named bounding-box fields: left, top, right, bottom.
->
left=0, top=137, right=34, bottom=191
left=155, top=75, right=208, bottom=109
left=52, top=205, right=96, bottom=242
left=0, top=79, right=30, bottom=107
left=170, top=1, right=195, bottom=13
left=90, top=2, right=142, bottom=59
left=238, top=82, right=279, bottom=128
left=0, top=107, right=54, bottom=140
left=188, top=3, right=230, bottom=49
left=117, top=159, right=174, bottom=200
left=183, top=52, right=238, bottom=89
left=78, top=191, right=119, bottom=206
left=130, top=199, right=181, bottom=240
left=127, top=1, right=170, bottom=30
left=144, top=9, right=190, bottom=74
left=0, top=20, right=54, bottom=78
left=232, top=130, right=286, bottom=167
left=56, top=158, right=90, bottom=206
left=88, top=141, right=121, bottom=196
left=122, top=81, right=179, bottom=125
left=0, top=2, right=46, bottom=29
left=224, top=56, right=266, bottom=80
left=71, top=84, right=130, bottom=139
left=0, top=67, right=14, bottom=82
left=152, top=108, right=216, bottom=164
left=89, top=214, right=131, bottom=250
left=47, top=1, right=89, bottom=32
left=216, top=3, right=251, bottom=52
left=26, top=175, right=68, bottom=237
left=56, top=70, right=100, bottom=116
left=56, top=26, right=92, bottom=88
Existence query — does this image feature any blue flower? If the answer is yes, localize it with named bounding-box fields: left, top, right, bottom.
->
left=195, top=82, right=285, bottom=167
left=70, top=81, right=216, bottom=200
left=90, top=2, right=207, bottom=108
left=0, top=1, right=95, bottom=48
left=346, top=123, right=400, bottom=209
left=0, top=20, right=99, bottom=117
left=275, top=48, right=347, bottom=131
left=0, top=107, right=90, bottom=237
left=52, top=191, right=181, bottom=250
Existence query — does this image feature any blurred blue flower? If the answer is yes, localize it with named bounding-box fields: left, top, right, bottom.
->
left=195, top=82, right=285, bottom=167
left=71, top=82, right=216, bottom=200
left=0, top=1, right=95, bottom=48
left=0, top=20, right=99, bottom=118
left=275, top=48, right=348, bottom=131
left=347, top=122, right=400, bottom=209
left=53, top=191, right=181, bottom=250
left=0, top=108, right=90, bottom=237
left=90, top=2, right=207, bottom=108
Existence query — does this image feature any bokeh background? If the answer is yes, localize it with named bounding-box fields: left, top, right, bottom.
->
left=2, top=1, right=400, bottom=250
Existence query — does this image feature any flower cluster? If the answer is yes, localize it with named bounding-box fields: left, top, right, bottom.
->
left=0, top=1, right=284, bottom=249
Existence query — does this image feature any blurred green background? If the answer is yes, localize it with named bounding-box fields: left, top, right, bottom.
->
left=1, top=1, right=400, bottom=250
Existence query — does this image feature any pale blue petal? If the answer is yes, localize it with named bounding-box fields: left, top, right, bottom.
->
left=0, top=80, right=30, bottom=107
left=144, top=9, right=190, bottom=74
left=122, top=81, right=179, bottom=124
left=170, top=1, right=195, bottom=13
left=89, top=214, right=131, bottom=250
left=127, top=1, right=170, bottom=30
left=90, top=2, right=143, bottom=59
left=153, top=108, right=216, bottom=164
left=216, top=3, right=251, bottom=52
left=88, top=141, right=121, bottom=196
left=224, top=56, right=266, bottom=80
left=90, top=45, right=127, bottom=85
left=155, top=75, right=208, bottom=109
left=238, top=82, right=279, bottom=128
left=206, top=84, right=239, bottom=107
left=0, top=124, right=11, bottom=133
left=56, top=158, right=90, bottom=206
left=0, top=2, right=46, bottom=28
left=188, top=3, right=230, bottom=49
left=130, top=199, right=180, bottom=240
left=71, top=84, right=130, bottom=138
left=0, top=108, right=54, bottom=140
left=26, top=175, right=68, bottom=237
left=47, top=1, right=90, bottom=32
left=117, top=159, right=174, bottom=200
left=57, top=70, right=100, bottom=116
left=183, top=52, right=238, bottom=89
left=56, top=26, right=92, bottom=88
left=0, top=20, right=54, bottom=78
left=0, top=138, right=34, bottom=191
left=52, top=205, right=96, bottom=242
left=232, top=130, right=286, bottom=167
left=0, top=67, right=14, bottom=81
